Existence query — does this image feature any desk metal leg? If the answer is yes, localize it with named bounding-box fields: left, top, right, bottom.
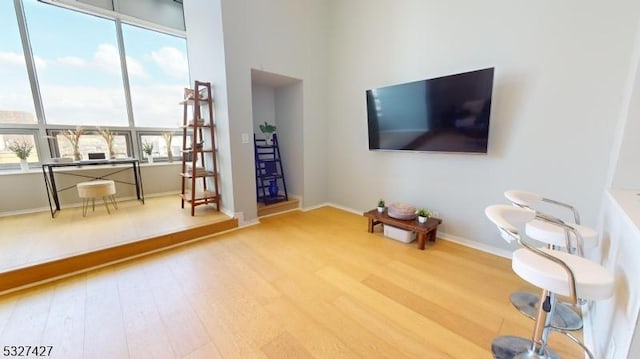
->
left=48, top=166, right=60, bottom=211
left=47, top=166, right=61, bottom=217
left=133, top=162, right=145, bottom=204
left=42, top=166, right=55, bottom=218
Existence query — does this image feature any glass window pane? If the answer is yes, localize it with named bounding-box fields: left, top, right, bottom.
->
left=0, top=1, right=37, bottom=125
left=140, top=134, right=188, bottom=161
left=55, top=132, right=129, bottom=160
left=23, top=0, right=128, bottom=126
left=0, top=133, right=39, bottom=164
left=122, top=24, right=190, bottom=128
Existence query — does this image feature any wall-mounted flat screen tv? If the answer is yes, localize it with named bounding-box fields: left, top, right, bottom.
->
left=366, top=67, right=494, bottom=153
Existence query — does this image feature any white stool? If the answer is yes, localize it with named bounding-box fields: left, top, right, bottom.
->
left=485, top=205, right=614, bottom=359
left=504, top=190, right=597, bottom=255
left=77, top=180, right=118, bottom=217
left=504, top=190, right=581, bottom=224
left=504, top=190, right=598, bottom=334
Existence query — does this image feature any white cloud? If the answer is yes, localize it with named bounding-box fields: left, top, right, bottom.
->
left=125, top=56, right=146, bottom=78
left=150, top=47, right=188, bottom=78
left=0, top=82, right=36, bottom=113
left=34, top=56, right=47, bottom=70
left=90, top=43, right=146, bottom=78
left=0, top=51, right=25, bottom=66
left=92, top=43, right=123, bottom=76
left=39, top=84, right=129, bottom=126
left=56, top=56, right=87, bottom=67
left=36, top=83, right=184, bottom=128
left=129, top=84, right=184, bottom=127
left=0, top=52, right=47, bottom=70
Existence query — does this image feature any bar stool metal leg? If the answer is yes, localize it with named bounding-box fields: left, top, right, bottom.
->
left=491, top=290, right=560, bottom=359
left=510, top=291, right=582, bottom=331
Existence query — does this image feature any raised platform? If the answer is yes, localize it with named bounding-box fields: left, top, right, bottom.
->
left=258, top=198, right=300, bottom=217
left=0, top=195, right=237, bottom=292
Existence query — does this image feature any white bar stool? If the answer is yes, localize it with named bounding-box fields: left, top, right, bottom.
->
left=504, top=190, right=598, bottom=333
left=77, top=180, right=118, bottom=217
left=485, top=205, right=614, bottom=359
left=504, top=190, right=597, bottom=255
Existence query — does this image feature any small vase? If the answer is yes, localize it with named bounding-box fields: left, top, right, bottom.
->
left=19, top=159, right=28, bottom=172
left=268, top=180, right=279, bottom=197
left=377, top=206, right=384, bottom=213
left=265, top=133, right=273, bottom=145
left=147, top=155, right=154, bottom=164
left=418, top=216, right=427, bottom=224
left=73, top=150, right=81, bottom=161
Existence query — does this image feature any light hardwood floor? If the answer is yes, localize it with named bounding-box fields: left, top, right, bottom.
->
left=0, top=195, right=229, bottom=272
left=0, top=207, right=584, bottom=358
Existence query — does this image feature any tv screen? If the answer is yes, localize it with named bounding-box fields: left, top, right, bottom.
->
left=366, top=68, right=494, bottom=153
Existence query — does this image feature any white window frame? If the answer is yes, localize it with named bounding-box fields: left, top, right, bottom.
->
left=0, top=0, right=189, bottom=170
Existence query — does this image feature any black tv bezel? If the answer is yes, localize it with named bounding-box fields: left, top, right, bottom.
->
left=366, top=67, right=495, bottom=154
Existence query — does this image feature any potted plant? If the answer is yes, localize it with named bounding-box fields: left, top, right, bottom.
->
left=259, top=121, right=277, bottom=145
left=98, top=128, right=115, bottom=159
left=142, top=141, right=154, bottom=163
left=61, top=127, right=84, bottom=161
left=417, top=208, right=431, bottom=224
left=163, top=132, right=174, bottom=162
left=377, top=199, right=385, bottom=213
left=8, top=139, right=33, bottom=172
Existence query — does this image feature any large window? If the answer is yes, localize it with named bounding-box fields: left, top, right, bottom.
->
left=0, top=1, right=37, bottom=125
left=0, top=0, right=189, bottom=168
left=122, top=24, right=190, bottom=128
left=23, top=0, right=129, bottom=126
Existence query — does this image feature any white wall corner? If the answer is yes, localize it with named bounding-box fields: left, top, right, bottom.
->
left=233, top=211, right=245, bottom=223
left=239, top=218, right=261, bottom=228
left=320, top=202, right=362, bottom=215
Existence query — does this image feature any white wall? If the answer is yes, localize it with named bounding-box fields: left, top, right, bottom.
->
left=326, top=0, right=640, bottom=251
left=251, top=84, right=276, bottom=139
left=182, top=0, right=235, bottom=216
left=275, top=82, right=304, bottom=200
left=612, top=40, right=640, bottom=189
left=592, top=190, right=640, bottom=358
left=594, top=17, right=640, bottom=359
left=196, top=0, right=329, bottom=221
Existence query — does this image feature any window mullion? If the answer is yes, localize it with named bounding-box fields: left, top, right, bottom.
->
left=115, top=19, right=135, bottom=129
left=115, top=18, right=139, bottom=159
left=14, top=0, right=50, bottom=161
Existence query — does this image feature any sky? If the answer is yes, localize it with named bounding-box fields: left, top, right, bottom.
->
left=0, top=0, right=190, bottom=128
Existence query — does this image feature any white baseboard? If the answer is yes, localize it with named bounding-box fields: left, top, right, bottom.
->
left=239, top=218, right=260, bottom=227
left=302, top=201, right=333, bottom=212
left=0, top=206, right=53, bottom=217
left=437, top=231, right=513, bottom=259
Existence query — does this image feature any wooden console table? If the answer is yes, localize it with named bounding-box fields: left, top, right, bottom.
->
left=363, top=209, right=442, bottom=250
